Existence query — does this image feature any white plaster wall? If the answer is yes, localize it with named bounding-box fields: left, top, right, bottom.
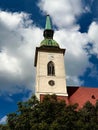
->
left=35, top=51, right=68, bottom=99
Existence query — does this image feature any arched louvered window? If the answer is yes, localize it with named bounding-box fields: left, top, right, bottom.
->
left=47, top=61, right=55, bottom=76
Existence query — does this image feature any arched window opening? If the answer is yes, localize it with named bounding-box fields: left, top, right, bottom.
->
left=47, top=61, right=55, bottom=76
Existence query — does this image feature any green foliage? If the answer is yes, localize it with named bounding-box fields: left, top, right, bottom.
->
left=7, top=95, right=39, bottom=130
left=4, top=94, right=98, bottom=130
left=78, top=101, right=98, bottom=130
left=0, top=124, right=9, bottom=130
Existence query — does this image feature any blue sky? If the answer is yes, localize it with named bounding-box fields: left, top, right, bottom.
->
left=0, top=0, right=98, bottom=124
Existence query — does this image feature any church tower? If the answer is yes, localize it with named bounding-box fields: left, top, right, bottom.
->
left=34, top=15, right=68, bottom=100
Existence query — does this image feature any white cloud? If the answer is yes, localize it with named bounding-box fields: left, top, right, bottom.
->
left=0, top=10, right=43, bottom=96
left=0, top=0, right=98, bottom=98
left=0, top=116, right=7, bottom=124
left=66, top=75, right=84, bottom=86
left=0, top=51, right=21, bottom=74
left=38, top=0, right=83, bottom=28
left=38, top=0, right=98, bottom=86
left=0, top=10, right=31, bottom=29
left=54, top=29, right=90, bottom=85
left=88, top=22, right=98, bottom=57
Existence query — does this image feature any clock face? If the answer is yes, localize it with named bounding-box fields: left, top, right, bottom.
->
left=48, top=80, right=55, bottom=86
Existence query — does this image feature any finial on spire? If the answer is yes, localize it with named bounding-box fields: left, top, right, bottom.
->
left=43, top=15, right=54, bottom=39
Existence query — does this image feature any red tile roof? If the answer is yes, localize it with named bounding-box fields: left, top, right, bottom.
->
left=39, top=86, right=98, bottom=108
left=67, top=86, right=98, bottom=108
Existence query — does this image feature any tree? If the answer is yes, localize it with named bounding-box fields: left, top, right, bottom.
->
left=6, top=95, right=98, bottom=130
left=7, top=95, right=39, bottom=130
left=0, top=124, right=9, bottom=130
left=77, top=101, right=98, bottom=130
left=7, top=94, right=79, bottom=130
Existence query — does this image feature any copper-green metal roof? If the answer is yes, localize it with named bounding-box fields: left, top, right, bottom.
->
left=40, top=38, right=59, bottom=47
left=45, top=15, right=52, bottom=30
left=40, top=15, right=59, bottom=48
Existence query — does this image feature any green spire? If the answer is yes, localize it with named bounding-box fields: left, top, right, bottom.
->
left=45, top=15, right=52, bottom=30
left=40, top=15, right=59, bottom=48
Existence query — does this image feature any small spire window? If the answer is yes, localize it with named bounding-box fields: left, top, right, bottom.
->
left=47, top=61, right=55, bottom=76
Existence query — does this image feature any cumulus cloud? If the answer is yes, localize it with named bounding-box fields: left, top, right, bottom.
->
left=88, top=22, right=98, bottom=57
left=0, top=11, right=32, bottom=29
left=38, top=0, right=83, bottom=29
left=38, top=0, right=98, bottom=85
left=54, top=29, right=90, bottom=85
left=0, top=0, right=98, bottom=98
left=0, top=116, right=7, bottom=124
left=0, top=10, right=43, bottom=96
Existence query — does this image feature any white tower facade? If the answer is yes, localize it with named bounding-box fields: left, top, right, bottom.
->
left=34, top=15, right=68, bottom=100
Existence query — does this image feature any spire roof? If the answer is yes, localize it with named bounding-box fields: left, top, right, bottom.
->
left=40, top=15, right=59, bottom=48
left=45, top=15, right=52, bottom=30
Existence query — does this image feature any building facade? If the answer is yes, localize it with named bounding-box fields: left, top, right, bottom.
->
left=34, top=15, right=98, bottom=108
left=34, top=15, right=68, bottom=100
